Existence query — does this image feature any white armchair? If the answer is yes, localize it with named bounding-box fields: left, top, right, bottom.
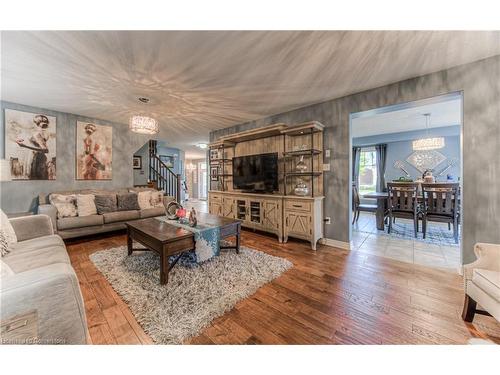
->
left=462, top=243, right=500, bottom=322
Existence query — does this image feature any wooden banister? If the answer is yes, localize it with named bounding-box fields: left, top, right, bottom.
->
left=148, top=140, right=181, bottom=202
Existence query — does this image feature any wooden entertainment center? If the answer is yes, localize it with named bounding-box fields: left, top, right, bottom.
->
left=208, top=121, right=325, bottom=250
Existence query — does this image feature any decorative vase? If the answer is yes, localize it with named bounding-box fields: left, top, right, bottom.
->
left=176, top=207, right=186, bottom=219
left=294, top=179, right=309, bottom=196
left=189, top=207, right=197, bottom=227
left=295, top=155, right=307, bottom=173
left=423, top=170, right=435, bottom=183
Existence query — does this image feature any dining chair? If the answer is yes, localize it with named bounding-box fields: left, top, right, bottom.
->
left=352, top=183, right=377, bottom=224
left=386, top=182, right=420, bottom=237
left=421, top=183, right=460, bottom=244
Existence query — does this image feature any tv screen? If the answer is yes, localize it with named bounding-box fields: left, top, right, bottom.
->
left=232, top=153, right=279, bottom=192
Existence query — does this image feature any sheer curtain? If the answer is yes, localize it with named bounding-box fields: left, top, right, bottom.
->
left=375, top=144, right=387, bottom=192
left=352, top=147, right=361, bottom=186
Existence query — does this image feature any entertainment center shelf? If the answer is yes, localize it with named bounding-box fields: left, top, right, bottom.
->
left=208, top=121, right=325, bottom=250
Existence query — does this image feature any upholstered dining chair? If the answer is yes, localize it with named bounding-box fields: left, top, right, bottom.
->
left=352, top=183, right=377, bottom=224
left=386, top=182, right=420, bottom=237
left=462, top=242, right=500, bottom=323
left=421, top=183, right=460, bottom=244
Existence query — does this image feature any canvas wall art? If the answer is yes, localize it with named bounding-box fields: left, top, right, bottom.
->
left=4, top=109, right=57, bottom=180
left=76, top=121, right=113, bottom=180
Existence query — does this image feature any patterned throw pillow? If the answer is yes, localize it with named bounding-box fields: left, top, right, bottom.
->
left=0, top=209, right=17, bottom=256
left=137, top=191, right=153, bottom=210
left=94, top=195, right=117, bottom=215
left=76, top=194, right=97, bottom=217
left=116, top=193, right=140, bottom=211
left=150, top=191, right=164, bottom=208
left=50, top=194, right=78, bottom=219
left=0, top=230, right=11, bottom=257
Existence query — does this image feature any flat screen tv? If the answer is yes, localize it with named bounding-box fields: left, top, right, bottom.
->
left=232, top=153, right=279, bottom=193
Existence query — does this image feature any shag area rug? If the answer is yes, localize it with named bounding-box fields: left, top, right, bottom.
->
left=90, top=245, right=292, bottom=344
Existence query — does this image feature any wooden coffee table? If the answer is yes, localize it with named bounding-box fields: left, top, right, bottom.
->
left=126, top=219, right=195, bottom=285
left=195, top=212, right=242, bottom=254
left=125, top=214, right=241, bottom=285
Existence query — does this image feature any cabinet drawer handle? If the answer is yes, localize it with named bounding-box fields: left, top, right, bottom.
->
left=6, top=319, right=28, bottom=332
left=292, top=204, right=302, bottom=208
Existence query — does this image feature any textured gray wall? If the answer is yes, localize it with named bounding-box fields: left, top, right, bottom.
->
left=133, top=142, right=149, bottom=186
left=210, top=55, right=500, bottom=264
left=0, top=101, right=153, bottom=213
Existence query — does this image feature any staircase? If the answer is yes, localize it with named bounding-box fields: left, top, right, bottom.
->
left=148, top=140, right=181, bottom=202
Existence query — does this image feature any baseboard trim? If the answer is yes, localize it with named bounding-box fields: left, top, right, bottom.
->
left=320, top=238, right=351, bottom=250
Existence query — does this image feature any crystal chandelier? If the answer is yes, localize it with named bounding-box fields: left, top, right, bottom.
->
left=129, top=115, right=159, bottom=135
left=412, top=113, right=445, bottom=151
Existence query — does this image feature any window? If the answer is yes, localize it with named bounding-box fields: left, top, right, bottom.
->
left=358, top=148, right=378, bottom=195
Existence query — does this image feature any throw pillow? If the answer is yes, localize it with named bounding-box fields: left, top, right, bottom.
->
left=150, top=191, right=164, bottom=208
left=0, top=259, right=14, bottom=277
left=94, top=195, right=117, bottom=215
left=76, top=194, right=97, bottom=217
left=0, top=209, right=17, bottom=255
left=50, top=194, right=78, bottom=218
left=0, top=230, right=11, bottom=257
left=117, top=192, right=140, bottom=211
left=137, top=190, right=153, bottom=210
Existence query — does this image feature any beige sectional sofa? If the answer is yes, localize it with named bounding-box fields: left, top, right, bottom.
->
left=38, top=188, right=174, bottom=239
left=1, top=214, right=88, bottom=344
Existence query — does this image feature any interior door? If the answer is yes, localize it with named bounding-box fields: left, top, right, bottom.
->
left=198, top=161, right=207, bottom=200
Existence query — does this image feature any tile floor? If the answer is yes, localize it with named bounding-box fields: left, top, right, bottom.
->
left=351, top=212, right=461, bottom=271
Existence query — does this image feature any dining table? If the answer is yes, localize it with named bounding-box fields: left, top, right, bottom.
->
left=362, top=182, right=460, bottom=231
left=362, top=191, right=391, bottom=230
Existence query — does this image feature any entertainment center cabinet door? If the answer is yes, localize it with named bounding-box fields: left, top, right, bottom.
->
left=223, top=196, right=236, bottom=218
left=284, top=211, right=312, bottom=242
left=209, top=194, right=223, bottom=216
left=262, top=199, right=283, bottom=242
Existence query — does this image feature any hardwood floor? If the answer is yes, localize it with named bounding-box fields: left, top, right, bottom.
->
left=67, top=230, right=500, bottom=345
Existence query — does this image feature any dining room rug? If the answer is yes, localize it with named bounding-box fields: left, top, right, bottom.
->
left=373, top=219, right=460, bottom=246
left=89, top=245, right=292, bottom=344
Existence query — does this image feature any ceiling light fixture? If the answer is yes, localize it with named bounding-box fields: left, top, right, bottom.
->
left=412, top=113, right=445, bottom=151
left=129, top=115, right=159, bottom=135
left=129, top=97, right=159, bottom=134
left=197, top=143, right=208, bottom=149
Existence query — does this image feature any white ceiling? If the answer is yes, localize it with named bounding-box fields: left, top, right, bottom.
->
left=351, top=96, right=462, bottom=138
left=2, top=31, right=499, bottom=158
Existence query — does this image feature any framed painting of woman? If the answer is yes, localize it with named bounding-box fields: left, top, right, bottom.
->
left=4, top=109, right=57, bottom=180
left=76, top=121, right=113, bottom=180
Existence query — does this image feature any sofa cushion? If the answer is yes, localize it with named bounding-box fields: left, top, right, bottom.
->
left=76, top=194, right=97, bottom=216
left=1, top=259, right=14, bottom=277
left=58, top=214, right=104, bottom=230
left=473, top=269, right=500, bottom=302
left=1, top=209, right=18, bottom=254
left=103, top=210, right=140, bottom=224
left=3, top=245, right=70, bottom=273
left=150, top=191, right=164, bottom=208
left=137, top=190, right=153, bottom=210
left=9, top=235, right=65, bottom=255
left=50, top=194, right=78, bottom=218
left=140, top=207, right=166, bottom=219
left=117, top=193, right=140, bottom=211
left=95, top=194, right=117, bottom=214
